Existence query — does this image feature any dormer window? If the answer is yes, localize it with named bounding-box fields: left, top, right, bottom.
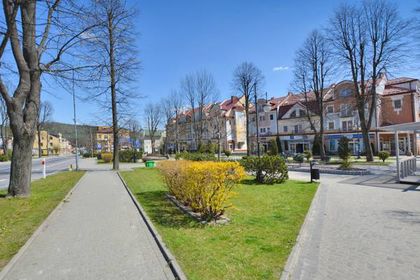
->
left=339, top=88, right=352, bottom=97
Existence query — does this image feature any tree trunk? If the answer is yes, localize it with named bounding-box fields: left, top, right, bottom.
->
left=319, top=115, right=326, bottom=160
left=108, top=12, right=119, bottom=170
left=8, top=132, right=35, bottom=197
left=37, top=125, right=42, bottom=157
left=362, top=126, right=374, bottom=161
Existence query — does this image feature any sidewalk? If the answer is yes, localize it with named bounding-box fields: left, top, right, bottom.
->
left=283, top=171, right=420, bottom=280
left=0, top=171, right=174, bottom=280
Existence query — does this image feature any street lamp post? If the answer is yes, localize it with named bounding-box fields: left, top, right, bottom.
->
left=72, top=70, right=79, bottom=170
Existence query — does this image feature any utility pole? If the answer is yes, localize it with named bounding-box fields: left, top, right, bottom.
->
left=253, top=83, right=261, bottom=158
left=72, top=70, right=79, bottom=170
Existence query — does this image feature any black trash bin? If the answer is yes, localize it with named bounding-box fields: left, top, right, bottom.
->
left=311, top=168, right=320, bottom=180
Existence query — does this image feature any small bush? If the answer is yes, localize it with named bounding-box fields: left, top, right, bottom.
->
left=0, top=154, right=8, bottom=162
left=6, top=149, right=12, bottom=160
left=159, top=161, right=245, bottom=220
left=83, top=152, right=91, bottom=158
left=338, top=137, right=351, bottom=168
left=293, top=154, right=304, bottom=164
left=175, top=152, right=216, bottom=161
left=119, top=149, right=143, bottom=162
left=303, top=150, right=312, bottom=161
left=101, top=152, right=113, bottom=163
left=97, top=153, right=102, bottom=160
left=223, top=150, right=231, bottom=157
left=378, top=150, right=390, bottom=162
left=240, top=155, right=288, bottom=184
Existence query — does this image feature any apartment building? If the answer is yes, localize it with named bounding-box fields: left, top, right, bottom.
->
left=95, top=126, right=131, bottom=152
left=165, top=96, right=247, bottom=153
left=33, top=131, right=72, bottom=156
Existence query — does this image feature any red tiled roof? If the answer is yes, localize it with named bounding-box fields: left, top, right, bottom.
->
left=386, top=77, right=417, bottom=86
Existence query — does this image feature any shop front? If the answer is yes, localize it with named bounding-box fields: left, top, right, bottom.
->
left=280, top=135, right=313, bottom=155
left=325, top=133, right=375, bottom=155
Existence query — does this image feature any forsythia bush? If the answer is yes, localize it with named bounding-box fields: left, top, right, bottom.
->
left=159, top=161, right=245, bottom=221
left=101, top=152, right=113, bottom=163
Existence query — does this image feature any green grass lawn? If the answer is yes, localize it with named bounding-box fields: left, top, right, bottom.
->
left=0, top=171, right=85, bottom=269
left=121, top=168, right=317, bottom=280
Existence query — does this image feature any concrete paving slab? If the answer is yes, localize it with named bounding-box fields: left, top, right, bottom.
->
left=283, top=171, right=420, bottom=280
left=0, top=171, right=174, bottom=280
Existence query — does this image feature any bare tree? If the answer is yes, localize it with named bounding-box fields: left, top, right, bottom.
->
left=37, top=101, right=54, bottom=157
left=328, top=0, right=410, bottom=161
left=181, top=74, right=197, bottom=151
left=0, top=1, right=96, bottom=196
left=232, top=62, right=264, bottom=156
left=81, top=0, right=139, bottom=170
left=0, top=98, right=9, bottom=155
left=293, top=30, right=332, bottom=160
left=145, top=104, right=161, bottom=154
left=195, top=70, right=218, bottom=147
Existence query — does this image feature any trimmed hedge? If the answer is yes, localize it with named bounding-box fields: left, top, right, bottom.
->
left=119, top=150, right=143, bottom=162
left=175, top=152, right=216, bottom=161
left=240, top=155, right=288, bottom=184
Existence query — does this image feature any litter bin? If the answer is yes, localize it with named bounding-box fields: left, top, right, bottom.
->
left=145, top=160, right=155, bottom=168
left=310, top=168, right=320, bottom=180
left=310, top=160, right=320, bottom=182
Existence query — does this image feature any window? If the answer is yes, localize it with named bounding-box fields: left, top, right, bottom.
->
left=283, top=126, right=288, bottom=132
left=328, top=122, right=334, bottom=130
left=342, top=121, right=347, bottom=131
left=340, top=104, right=352, bottom=117
left=294, top=125, right=302, bottom=133
left=339, top=88, right=352, bottom=97
left=270, top=114, right=274, bottom=120
left=300, top=109, right=306, bottom=117
left=326, top=106, right=334, bottom=113
left=393, top=99, right=402, bottom=109
left=260, top=128, right=266, bottom=133
left=342, top=120, right=353, bottom=131
left=290, top=110, right=297, bottom=118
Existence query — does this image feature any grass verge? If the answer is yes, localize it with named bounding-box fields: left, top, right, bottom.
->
left=121, top=168, right=317, bottom=280
left=0, top=171, right=85, bottom=269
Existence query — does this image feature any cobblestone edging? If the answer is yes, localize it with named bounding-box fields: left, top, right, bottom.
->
left=165, top=194, right=230, bottom=225
left=288, top=167, right=370, bottom=176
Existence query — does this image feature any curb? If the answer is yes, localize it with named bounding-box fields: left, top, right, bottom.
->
left=288, top=167, right=370, bottom=176
left=117, top=172, right=187, bottom=280
left=0, top=171, right=88, bottom=280
left=280, top=181, right=325, bottom=280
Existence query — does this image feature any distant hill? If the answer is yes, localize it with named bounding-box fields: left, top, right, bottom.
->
left=44, top=122, right=96, bottom=148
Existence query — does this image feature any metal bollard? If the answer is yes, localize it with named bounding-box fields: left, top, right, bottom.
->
left=42, top=159, right=46, bottom=179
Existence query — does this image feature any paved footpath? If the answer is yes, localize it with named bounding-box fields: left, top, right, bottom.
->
left=0, top=171, right=174, bottom=280
left=283, top=171, right=420, bottom=280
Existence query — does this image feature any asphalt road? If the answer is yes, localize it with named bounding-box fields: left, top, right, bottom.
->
left=0, top=155, right=77, bottom=190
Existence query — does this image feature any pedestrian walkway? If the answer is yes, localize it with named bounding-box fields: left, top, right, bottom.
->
left=283, top=171, right=420, bottom=280
left=0, top=171, right=174, bottom=280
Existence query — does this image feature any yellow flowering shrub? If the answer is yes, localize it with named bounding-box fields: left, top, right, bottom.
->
left=158, top=161, right=245, bottom=220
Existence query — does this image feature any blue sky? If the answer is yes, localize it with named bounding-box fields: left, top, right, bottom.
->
left=43, top=0, right=420, bottom=125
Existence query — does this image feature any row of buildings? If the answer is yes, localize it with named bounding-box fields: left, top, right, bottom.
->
left=33, top=131, right=73, bottom=156
left=165, top=75, right=420, bottom=156
left=95, top=126, right=165, bottom=155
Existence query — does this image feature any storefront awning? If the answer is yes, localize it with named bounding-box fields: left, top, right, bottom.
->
left=381, top=122, right=420, bottom=132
